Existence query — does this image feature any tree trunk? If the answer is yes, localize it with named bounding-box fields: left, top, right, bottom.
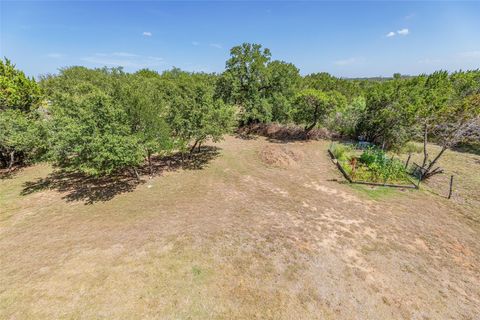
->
left=147, top=151, right=153, bottom=177
left=7, top=151, right=15, bottom=172
left=421, top=122, right=428, bottom=168
left=132, top=167, right=140, bottom=180
left=304, top=121, right=317, bottom=134
left=304, top=105, right=320, bottom=137
left=197, top=141, right=202, bottom=153
left=421, top=146, right=447, bottom=180
left=190, top=140, right=199, bottom=154
left=0, top=151, right=7, bottom=168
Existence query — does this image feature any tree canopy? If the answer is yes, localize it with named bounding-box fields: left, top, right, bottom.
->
left=0, top=59, right=46, bottom=170
left=2, top=46, right=479, bottom=181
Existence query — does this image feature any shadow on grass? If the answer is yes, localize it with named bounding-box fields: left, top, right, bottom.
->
left=451, top=144, right=480, bottom=156
left=0, top=166, right=24, bottom=180
left=234, top=133, right=258, bottom=140
left=236, top=123, right=334, bottom=144
left=21, top=146, right=220, bottom=205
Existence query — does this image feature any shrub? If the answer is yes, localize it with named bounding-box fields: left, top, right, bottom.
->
left=359, top=148, right=387, bottom=166
left=331, top=143, right=353, bottom=162
left=357, top=148, right=409, bottom=183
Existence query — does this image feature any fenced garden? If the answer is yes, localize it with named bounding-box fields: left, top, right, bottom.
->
left=328, top=142, right=419, bottom=188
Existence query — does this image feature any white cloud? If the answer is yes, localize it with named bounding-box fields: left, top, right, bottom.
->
left=397, top=28, right=409, bottom=36
left=334, top=57, right=360, bottom=66
left=81, top=52, right=164, bottom=68
left=386, top=31, right=396, bottom=38
left=210, top=43, right=222, bottom=49
left=192, top=41, right=200, bottom=46
left=142, top=31, right=152, bottom=37
left=46, top=53, right=64, bottom=58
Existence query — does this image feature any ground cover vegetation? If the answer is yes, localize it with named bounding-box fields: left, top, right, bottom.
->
left=1, top=43, right=479, bottom=180
left=330, top=143, right=412, bottom=185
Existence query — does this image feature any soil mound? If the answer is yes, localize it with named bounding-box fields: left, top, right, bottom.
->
left=259, top=145, right=303, bottom=168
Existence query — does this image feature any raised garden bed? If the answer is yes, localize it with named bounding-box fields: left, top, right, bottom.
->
left=328, top=143, right=419, bottom=189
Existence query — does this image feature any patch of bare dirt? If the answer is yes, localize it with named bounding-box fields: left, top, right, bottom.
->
left=259, top=145, right=304, bottom=168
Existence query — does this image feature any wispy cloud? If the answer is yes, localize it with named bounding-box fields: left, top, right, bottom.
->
left=142, top=31, right=152, bottom=37
left=81, top=52, right=164, bottom=68
left=46, top=53, right=64, bottom=59
left=210, top=43, right=222, bottom=49
left=334, top=57, right=361, bottom=66
left=386, top=28, right=409, bottom=38
left=192, top=41, right=200, bottom=46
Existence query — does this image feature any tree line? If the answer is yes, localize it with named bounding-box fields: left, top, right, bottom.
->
left=1, top=43, right=479, bottom=179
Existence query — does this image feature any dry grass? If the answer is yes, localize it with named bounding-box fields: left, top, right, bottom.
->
left=1, top=136, right=479, bottom=319
left=396, top=143, right=480, bottom=221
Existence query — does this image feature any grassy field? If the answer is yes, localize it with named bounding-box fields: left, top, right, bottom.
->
left=1, top=136, right=479, bottom=319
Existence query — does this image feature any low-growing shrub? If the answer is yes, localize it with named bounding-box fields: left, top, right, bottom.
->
left=331, top=143, right=353, bottom=162
left=359, top=148, right=387, bottom=166
left=330, top=144, right=410, bottom=184
left=357, top=148, right=409, bottom=183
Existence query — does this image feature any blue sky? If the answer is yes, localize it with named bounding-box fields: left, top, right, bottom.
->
left=1, top=1, right=479, bottom=78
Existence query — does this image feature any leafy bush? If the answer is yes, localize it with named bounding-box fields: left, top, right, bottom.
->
left=357, top=148, right=409, bottom=183
left=359, top=148, right=387, bottom=166
left=1, top=58, right=46, bottom=169
left=330, top=143, right=353, bottom=162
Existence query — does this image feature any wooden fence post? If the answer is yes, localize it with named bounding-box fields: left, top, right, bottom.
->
left=448, top=175, right=454, bottom=199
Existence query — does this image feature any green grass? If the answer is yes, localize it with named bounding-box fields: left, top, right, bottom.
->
left=396, top=141, right=424, bottom=155
left=330, top=143, right=354, bottom=162
left=331, top=143, right=412, bottom=185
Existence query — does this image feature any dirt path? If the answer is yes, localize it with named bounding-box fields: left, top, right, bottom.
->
left=1, top=136, right=479, bottom=319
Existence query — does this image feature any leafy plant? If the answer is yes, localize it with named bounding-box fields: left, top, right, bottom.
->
left=293, top=89, right=346, bottom=134
left=357, top=148, right=409, bottom=183
left=0, top=58, right=46, bottom=170
left=330, top=143, right=353, bottom=162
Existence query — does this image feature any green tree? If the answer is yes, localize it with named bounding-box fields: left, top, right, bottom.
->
left=119, top=72, right=173, bottom=176
left=293, top=89, right=346, bottom=135
left=303, top=72, right=360, bottom=100
left=0, top=58, right=46, bottom=170
left=45, top=68, right=145, bottom=177
left=49, top=86, right=145, bottom=177
left=217, top=43, right=272, bottom=124
left=327, top=96, right=366, bottom=137
left=356, top=77, right=416, bottom=149
left=0, top=110, right=44, bottom=170
left=0, top=59, right=42, bottom=113
left=415, top=70, right=480, bottom=179
left=167, top=71, right=235, bottom=156
left=266, top=61, right=301, bottom=123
